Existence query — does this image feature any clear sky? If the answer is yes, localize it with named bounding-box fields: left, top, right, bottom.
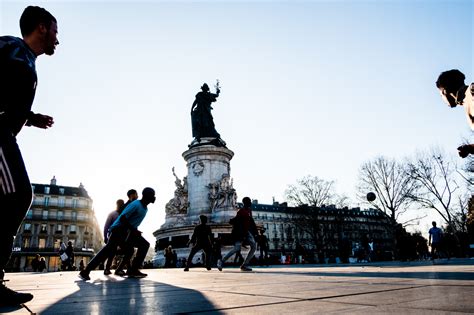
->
left=1, top=0, right=472, bottom=244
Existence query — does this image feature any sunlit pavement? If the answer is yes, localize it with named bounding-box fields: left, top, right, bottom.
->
left=2, top=258, right=473, bottom=314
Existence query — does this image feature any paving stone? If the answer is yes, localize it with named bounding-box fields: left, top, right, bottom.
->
left=0, top=259, right=472, bottom=314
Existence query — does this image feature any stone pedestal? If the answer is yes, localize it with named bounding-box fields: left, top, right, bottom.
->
left=153, top=143, right=238, bottom=266
left=182, top=144, right=235, bottom=223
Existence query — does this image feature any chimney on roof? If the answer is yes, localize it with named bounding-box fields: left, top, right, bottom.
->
left=252, top=199, right=258, bottom=205
left=50, top=176, right=57, bottom=186
left=79, top=182, right=84, bottom=189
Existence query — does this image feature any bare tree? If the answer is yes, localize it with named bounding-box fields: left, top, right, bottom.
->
left=284, top=175, right=348, bottom=257
left=357, top=156, right=418, bottom=225
left=406, top=148, right=465, bottom=233
left=285, top=175, right=341, bottom=207
left=285, top=205, right=322, bottom=249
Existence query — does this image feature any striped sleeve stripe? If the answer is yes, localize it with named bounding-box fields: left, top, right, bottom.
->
left=0, top=147, right=16, bottom=195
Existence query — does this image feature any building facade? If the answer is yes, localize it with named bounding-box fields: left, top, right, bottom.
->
left=251, top=201, right=394, bottom=263
left=7, top=177, right=103, bottom=272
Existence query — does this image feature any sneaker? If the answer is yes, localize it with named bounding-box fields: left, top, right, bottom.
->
left=126, top=270, right=147, bottom=278
left=206, top=267, right=211, bottom=271
left=104, top=269, right=112, bottom=275
left=183, top=267, right=189, bottom=272
left=78, top=270, right=90, bottom=281
left=240, top=265, right=252, bottom=272
left=114, top=270, right=125, bottom=276
left=217, top=259, right=223, bottom=271
left=0, top=282, right=34, bottom=306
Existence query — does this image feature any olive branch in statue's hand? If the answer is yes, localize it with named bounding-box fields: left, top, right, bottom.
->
left=215, top=79, right=221, bottom=95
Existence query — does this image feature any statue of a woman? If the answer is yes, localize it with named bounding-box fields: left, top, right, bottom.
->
left=191, top=82, right=225, bottom=146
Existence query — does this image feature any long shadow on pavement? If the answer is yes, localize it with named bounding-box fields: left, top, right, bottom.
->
left=40, top=276, right=222, bottom=314
left=261, top=269, right=474, bottom=281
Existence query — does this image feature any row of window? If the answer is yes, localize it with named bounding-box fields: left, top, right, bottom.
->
left=21, top=237, right=89, bottom=249
left=254, top=212, right=385, bottom=223
left=23, top=222, right=88, bottom=234
left=33, top=197, right=85, bottom=208
left=26, top=209, right=90, bottom=221
left=33, top=186, right=65, bottom=195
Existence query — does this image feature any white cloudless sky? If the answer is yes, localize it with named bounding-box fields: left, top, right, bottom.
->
left=1, top=0, right=472, bottom=244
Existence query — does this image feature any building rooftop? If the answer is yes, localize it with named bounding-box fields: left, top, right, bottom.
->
left=32, top=177, right=90, bottom=198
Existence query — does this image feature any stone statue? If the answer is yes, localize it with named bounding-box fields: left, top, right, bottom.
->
left=165, top=167, right=189, bottom=215
left=208, top=174, right=237, bottom=211
left=190, top=80, right=226, bottom=147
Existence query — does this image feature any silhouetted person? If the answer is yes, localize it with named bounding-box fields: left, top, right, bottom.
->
left=191, top=82, right=225, bottom=146
left=38, top=257, right=46, bottom=272
left=59, top=242, right=68, bottom=270
left=184, top=215, right=213, bottom=271
left=164, top=245, right=174, bottom=268
left=114, top=189, right=138, bottom=275
left=31, top=254, right=40, bottom=272
left=0, top=5, right=58, bottom=306
left=436, top=69, right=474, bottom=158
left=65, top=241, right=75, bottom=270
left=429, top=221, right=443, bottom=260
left=257, top=229, right=269, bottom=266
left=122, top=189, right=138, bottom=211
left=361, top=234, right=370, bottom=262
left=172, top=250, right=178, bottom=268
left=103, top=199, right=125, bottom=275
left=218, top=197, right=257, bottom=272
left=79, top=187, right=156, bottom=280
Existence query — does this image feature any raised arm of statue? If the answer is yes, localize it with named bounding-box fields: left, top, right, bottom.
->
left=215, top=80, right=221, bottom=97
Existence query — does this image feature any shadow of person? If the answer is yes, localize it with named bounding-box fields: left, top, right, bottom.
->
left=40, top=276, right=222, bottom=314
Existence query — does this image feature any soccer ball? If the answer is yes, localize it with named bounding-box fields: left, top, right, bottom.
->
left=366, top=192, right=376, bottom=202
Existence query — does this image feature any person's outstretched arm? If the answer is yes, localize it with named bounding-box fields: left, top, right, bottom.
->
left=457, top=144, right=474, bottom=158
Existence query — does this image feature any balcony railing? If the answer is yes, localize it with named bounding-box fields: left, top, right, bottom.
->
left=27, top=214, right=93, bottom=223
left=31, top=201, right=91, bottom=210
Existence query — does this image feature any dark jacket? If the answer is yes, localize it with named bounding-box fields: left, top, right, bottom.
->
left=230, top=207, right=257, bottom=241
left=190, top=224, right=213, bottom=246
left=0, top=36, right=38, bottom=136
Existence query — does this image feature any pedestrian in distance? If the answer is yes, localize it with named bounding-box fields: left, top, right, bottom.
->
left=0, top=5, right=58, bottom=307
left=436, top=69, right=474, bottom=158
left=103, top=199, right=125, bottom=275
left=79, top=187, right=156, bottom=280
left=38, top=257, right=46, bottom=272
left=257, top=229, right=269, bottom=266
left=31, top=254, right=40, bottom=272
left=218, top=197, right=257, bottom=272
left=184, top=215, right=213, bottom=271
left=59, top=242, right=69, bottom=271
left=428, top=221, right=443, bottom=260
left=164, top=245, right=174, bottom=268
left=172, top=250, right=178, bottom=268
left=65, top=241, right=75, bottom=271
